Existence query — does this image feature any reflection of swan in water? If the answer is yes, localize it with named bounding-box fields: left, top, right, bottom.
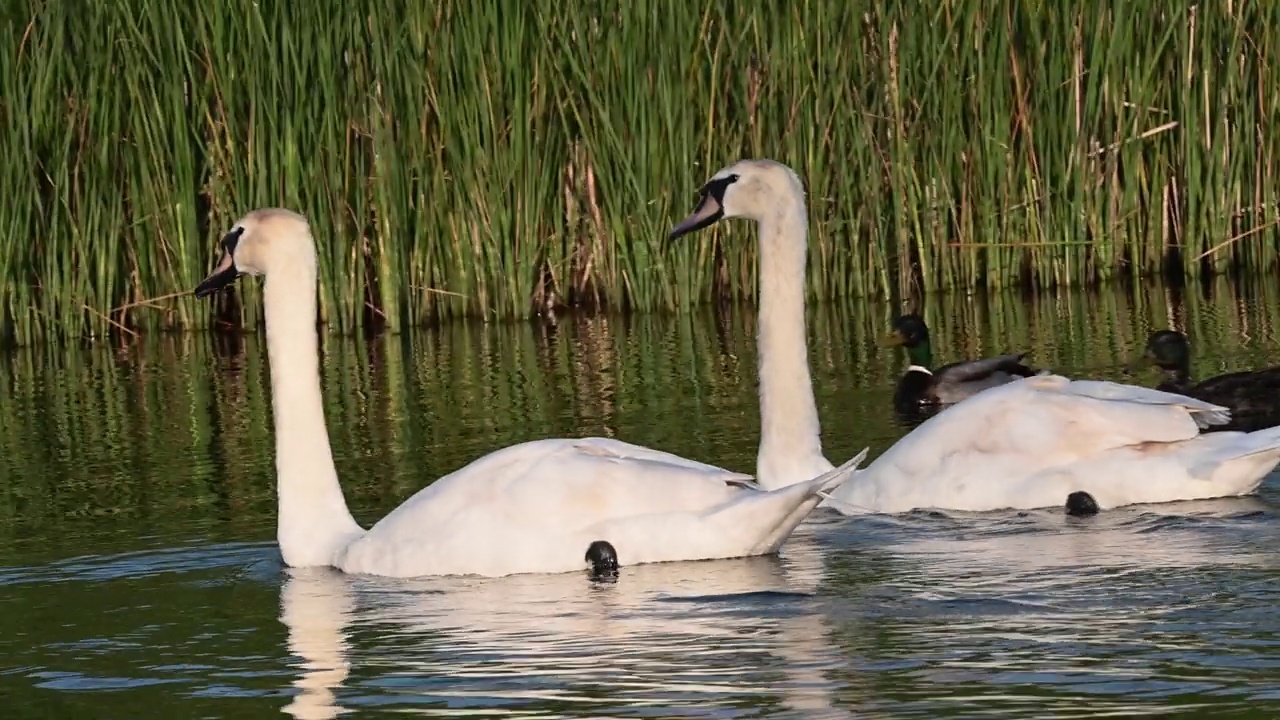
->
left=813, top=497, right=1280, bottom=713
left=277, top=528, right=852, bottom=717
left=279, top=569, right=356, bottom=720
left=832, top=496, right=1280, bottom=625
left=888, top=496, right=1277, bottom=574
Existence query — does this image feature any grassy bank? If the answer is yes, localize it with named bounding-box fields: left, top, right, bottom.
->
left=2, top=1, right=1278, bottom=345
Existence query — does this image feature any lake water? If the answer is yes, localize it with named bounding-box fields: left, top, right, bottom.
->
left=3, top=279, right=1280, bottom=718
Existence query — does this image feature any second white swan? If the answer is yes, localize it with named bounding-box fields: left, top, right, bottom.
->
left=666, top=158, right=1280, bottom=514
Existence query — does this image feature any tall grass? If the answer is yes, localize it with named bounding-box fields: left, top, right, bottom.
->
left=2, top=1, right=1279, bottom=345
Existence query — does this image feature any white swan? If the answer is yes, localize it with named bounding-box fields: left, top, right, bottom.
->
left=191, top=208, right=867, bottom=578
left=667, top=158, right=1280, bottom=513
left=666, top=162, right=847, bottom=492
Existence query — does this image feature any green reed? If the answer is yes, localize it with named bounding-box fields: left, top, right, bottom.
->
left=2, top=0, right=1279, bottom=345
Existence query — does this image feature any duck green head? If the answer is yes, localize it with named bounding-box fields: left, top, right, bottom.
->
left=1144, top=330, right=1190, bottom=373
left=881, top=314, right=933, bottom=368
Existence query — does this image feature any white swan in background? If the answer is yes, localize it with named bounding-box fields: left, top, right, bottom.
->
left=191, top=209, right=867, bottom=578
left=667, top=158, right=1280, bottom=513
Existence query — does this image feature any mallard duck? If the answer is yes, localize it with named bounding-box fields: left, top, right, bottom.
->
left=1143, top=330, right=1280, bottom=433
left=881, top=313, right=1040, bottom=420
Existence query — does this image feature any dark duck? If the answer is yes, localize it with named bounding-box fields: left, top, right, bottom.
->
left=882, top=313, right=1041, bottom=425
left=1143, top=330, right=1280, bottom=433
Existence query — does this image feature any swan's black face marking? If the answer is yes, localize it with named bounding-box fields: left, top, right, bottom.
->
left=1065, top=491, right=1100, bottom=517
left=194, top=226, right=246, bottom=298
left=585, top=540, right=619, bottom=580
left=667, top=173, right=740, bottom=241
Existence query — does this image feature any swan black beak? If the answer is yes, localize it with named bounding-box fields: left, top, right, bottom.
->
left=194, top=227, right=246, bottom=298
left=194, top=252, right=240, bottom=298
left=667, top=191, right=725, bottom=242
left=667, top=173, right=739, bottom=242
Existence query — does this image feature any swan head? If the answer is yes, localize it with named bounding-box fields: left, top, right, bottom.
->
left=667, top=159, right=805, bottom=240
left=193, top=208, right=315, bottom=297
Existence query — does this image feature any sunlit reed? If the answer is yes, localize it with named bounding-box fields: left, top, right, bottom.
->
left=2, top=2, right=1277, bottom=345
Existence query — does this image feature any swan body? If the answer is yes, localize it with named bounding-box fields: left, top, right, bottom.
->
left=828, top=373, right=1280, bottom=513
left=672, top=158, right=1280, bottom=514
left=338, top=437, right=864, bottom=578
left=191, top=209, right=865, bottom=578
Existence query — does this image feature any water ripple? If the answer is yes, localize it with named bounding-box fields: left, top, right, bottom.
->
left=0, top=498, right=1277, bottom=719
left=5, top=296, right=1280, bottom=718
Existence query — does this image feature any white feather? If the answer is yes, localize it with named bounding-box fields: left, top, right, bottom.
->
left=827, top=374, right=1280, bottom=513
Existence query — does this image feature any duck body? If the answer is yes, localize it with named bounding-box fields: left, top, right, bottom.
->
left=1145, top=330, right=1280, bottom=433
left=896, top=354, right=1040, bottom=408
left=1156, top=372, right=1280, bottom=432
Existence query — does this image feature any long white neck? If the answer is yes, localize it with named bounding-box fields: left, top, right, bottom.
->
left=753, top=188, right=833, bottom=490
left=263, top=261, right=364, bottom=567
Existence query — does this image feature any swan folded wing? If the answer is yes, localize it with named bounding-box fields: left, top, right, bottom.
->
left=569, top=438, right=755, bottom=485
left=1052, top=378, right=1232, bottom=428
left=869, top=376, right=1228, bottom=481
left=365, top=438, right=754, bottom=534
left=372, top=437, right=751, bottom=527
left=342, top=441, right=764, bottom=577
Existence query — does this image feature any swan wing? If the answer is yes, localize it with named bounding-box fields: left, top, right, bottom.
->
left=566, top=437, right=756, bottom=484
left=879, top=375, right=1229, bottom=473
left=337, top=438, right=864, bottom=577
left=831, top=375, right=1248, bottom=513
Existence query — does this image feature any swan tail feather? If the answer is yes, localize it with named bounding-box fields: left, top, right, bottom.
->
left=1050, top=377, right=1233, bottom=428
left=747, top=447, right=870, bottom=554
left=1223, top=424, right=1280, bottom=457
left=1188, top=425, right=1280, bottom=494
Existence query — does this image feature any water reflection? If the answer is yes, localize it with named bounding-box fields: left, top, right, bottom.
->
left=280, top=570, right=355, bottom=720
left=887, top=496, right=1279, bottom=574
left=273, top=494, right=1280, bottom=718
left=5, top=281, right=1280, bottom=717
left=817, top=494, right=1280, bottom=717
left=277, top=528, right=848, bottom=717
